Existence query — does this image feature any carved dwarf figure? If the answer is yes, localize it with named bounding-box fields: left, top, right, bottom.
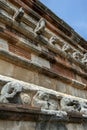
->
left=60, top=97, right=81, bottom=112
left=34, top=18, right=46, bottom=35
left=0, top=81, right=23, bottom=103
left=32, top=91, right=49, bottom=109
left=48, top=98, right=58, bottom=110
left=13, top=7, right=24, bottom=22
left=32, top=91, right=68, bottom=117
left=49, top=36, right=57, bottom=45
left=32, top=90, right=58, bottom=111
left=80, top=101, right=87, bottom=116
left=72, top=51, right=82, bottom=61
left=81, top=53, right=87, bottom=65
left=62, top=43, right=71, bottom=54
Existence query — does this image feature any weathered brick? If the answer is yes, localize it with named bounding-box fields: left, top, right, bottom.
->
left=51, top=63, right=75, bottom=80
left=9, top=43, right=31, bottom=59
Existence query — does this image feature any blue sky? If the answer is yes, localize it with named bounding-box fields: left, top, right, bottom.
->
left=40, top=0, right=87, bottom=40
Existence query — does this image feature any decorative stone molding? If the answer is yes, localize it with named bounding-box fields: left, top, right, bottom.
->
left=60, top=97, right=81, bottom=112
left=62, top=43, right=72, bottom=54
left=34, top=18, right=46, bottom=35
left=20, top=92, right=31, bottom=105
left=0, top=81, right=23, bottom=103
left=32, top=90, right=58, bottom=110
left=49, top=36, right=57, bottom=45
left=0, top=11, right=87, bottom=70
left=0, top=75, right=87, bottom=118
left=32, top=91, right=49, bottom=109
left=81, top=53, right=87, bottom=66
left=0, top=0, right=87, bottom=127
left=80, top=101, right=87, bottom=116
left=72, top=51, right=83, bottom=61
left=13, top=7, right=24, bottom=22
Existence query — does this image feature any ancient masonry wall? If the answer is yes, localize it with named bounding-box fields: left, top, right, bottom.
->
left=0, top=0, right=87, bottom=130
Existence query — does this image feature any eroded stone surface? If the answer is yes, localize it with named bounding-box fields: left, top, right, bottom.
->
left=13, top=7, right=24, bottom=22
left=34, top=18, right=46, bottom=35
left=0, top=0, right=87, bottom=129
left=81, top=53, right=87, bottom=65
left=0, top=81, right=23, bottom=103
left=0, top=76, right=87, bottom=118
left=49, top=36, right=57, bottom=45
left=62, top=43, right=71, bottom=54
left=72, top=51, right=83, bottom=61
left=60, top=97, right=81, bottom=112
left=0, top=38, right=8, bottom=50
left=36, top=122, right=68, bottom=130
left=0, top=121, right=36, bottom=130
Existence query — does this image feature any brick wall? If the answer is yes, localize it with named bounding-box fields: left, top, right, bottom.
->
left=9, top=43, right=31, bottom=59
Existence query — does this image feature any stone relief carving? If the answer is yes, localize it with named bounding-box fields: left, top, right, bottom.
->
left=34, top=18, right=46, bottom=35
left=0, top=78, right=87, bottom=117
left=32, top=90, right=58, bottom=111
left=31, top=90, right=67, bottom=117
left=72, top=51, right=82, bottom=61
left=32, top=90, right=50, bottom=109
left=48, top=98, right=58, bottom=110
left=20, top=92, right=31, bottom=105
left=81, top=53, right=87, bottom=65
left=61, top=44, right=86, bottom=65
left=49, top=36, right=57, bottom=45
left=13, top=7, right=24, bottom=22
left=0, top=81, right=23, bottom=103
left=80, top=101, right=87, bottom=116
left=62, top=43, right=71, bottom=54
left=60, top=97, right=81, bottom=112
left=31, top=91, right=68, bottom=118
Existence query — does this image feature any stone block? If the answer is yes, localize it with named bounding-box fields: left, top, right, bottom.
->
left=38, top=74, right=51, bottom=89
left=66, top=123, right=84, bottom=130
left=56, top=80, right=67, bottom=94
left=9, top=43, right=31, bottom=60
left=36, top=122, right=68, bottom=130
left=0, top=121, right=36, bottom=130
left=0, top=38, right=8, bottom=50
left=13, top=65, right=35, bottom=83
left=51, top=63, right=75, bottom=80
left=0, top=59, right=14, bottom=76
left=31, top=54, right=50, bottom=69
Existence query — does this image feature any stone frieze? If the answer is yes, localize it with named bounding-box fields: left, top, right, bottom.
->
left=0, top=75, right=87, bottom=118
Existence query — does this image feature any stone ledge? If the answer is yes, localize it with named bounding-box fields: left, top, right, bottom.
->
left=0, top=49, right=86, bottom=90
left=0, top=0, right=14, bottom=15
left=0, top=103, right=86, bottom=123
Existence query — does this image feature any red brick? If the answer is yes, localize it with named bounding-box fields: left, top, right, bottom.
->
left=51, top=63, right=75, bottom=80
left=9, top=43, right=31, bottom=59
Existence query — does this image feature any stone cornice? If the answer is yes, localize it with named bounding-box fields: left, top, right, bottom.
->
left=2, top=0, right=87, bottom=51
left=0, top=103, right=85, bottom=123
left=23, top=0, right=87, bottom=50
left=0, top=11, right=87, bottom=72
